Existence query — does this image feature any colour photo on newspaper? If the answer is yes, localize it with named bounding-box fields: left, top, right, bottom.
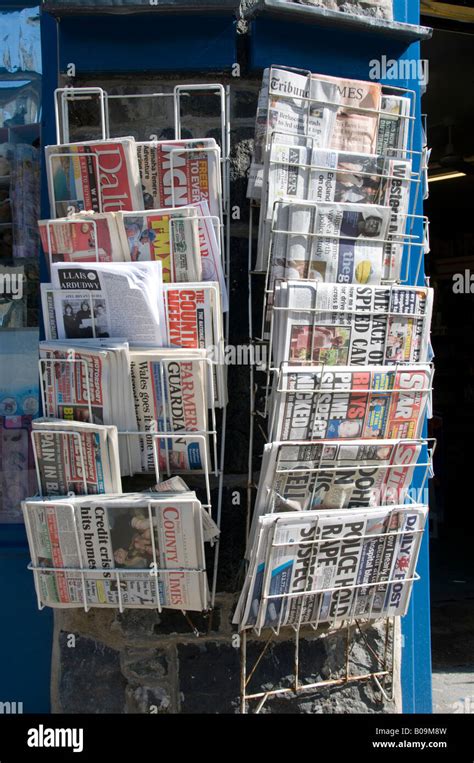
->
left=23, top=493, right=217, bottom=611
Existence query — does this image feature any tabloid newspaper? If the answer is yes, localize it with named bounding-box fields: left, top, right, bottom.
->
left=248, top=67, right=385, bottom=201
left=271, top=282, right=433, bottom=365
left=234, top=504, right=427, bottom=632
left=23, top=492, right=218, bottom=611
left=376, top=95, right=411, bottom=157
left=38, top=211, right=127, bottom=270
left=32, top=418, right=122, bottom=496
left=269, top=364, right=433, bottom=442
left=136, top=139, right=222, bottom=220
left=45, top=138, right=144, bottom=218
left=164, top=282, right=227, bottom=407
left=41, top=261, right=166, bottom=346
left=39, top=340, right=141, bottom=477
left=257, top=138, right=411, bottom=273
left=117, top=205, right=202, bottom=282
left=129, top=348, right=210, bottom=475
left=246, top=438, right=424, bottom=555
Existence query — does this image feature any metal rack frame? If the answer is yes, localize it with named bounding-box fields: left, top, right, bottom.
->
left=36, top=79, right=232, bottom=625
left=23, top=496, right=210, bottom=617
left=243, top=61, right=433, bottom=712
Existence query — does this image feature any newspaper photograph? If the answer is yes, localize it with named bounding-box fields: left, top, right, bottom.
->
left=271, top=282, right=433, bottom=365
left=23, top=493, right=215, bottom=611
left=269, top=364, right=433, bottom=442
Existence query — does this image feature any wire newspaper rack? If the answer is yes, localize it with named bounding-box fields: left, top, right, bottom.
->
left=255, top=437, right=435, bottom=517
left=241, top=66, right=433, bottom=712
left=32, top=81, right=232, bottom=631
left=23, top=496, right=211, bottom=627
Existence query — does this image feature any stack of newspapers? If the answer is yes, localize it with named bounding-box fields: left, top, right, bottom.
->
left=22, top=106, right=227, bottom=613
left=234, top=66, right=433, bottom=632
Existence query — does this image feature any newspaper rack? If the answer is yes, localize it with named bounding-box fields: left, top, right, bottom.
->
left=29, top=424, right=220, bottom=616
left=32, top=81, right=232, bottom=629
left=260, top=437, right=435, bottom=515
left=239, top=496, right=428, bottom=712
left=23, top=498, right=210, bottom=619
left=242, top=66, right=433, bottom=712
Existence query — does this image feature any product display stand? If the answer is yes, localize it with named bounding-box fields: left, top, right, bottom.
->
left=37, top=4, right=234, bottom=632
left=242, top=2, right=433, bottom=713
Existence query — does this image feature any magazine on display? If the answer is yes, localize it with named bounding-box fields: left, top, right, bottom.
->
left=129, top=348, right=210, bottom=475
left=136, top=138, right=222, bottom=220
left=31, top=418, right=122, bottom=496
left=23, top=492, right=219, bottom=611
left=270, top=281, right=433, bottom=365
left=41, top=261, right=166, bottom=346
left=269, top=363, right=433, bottom=442
left=234, top=503, right=427, bottom=631
left=45, top=138, right=144, bottom=218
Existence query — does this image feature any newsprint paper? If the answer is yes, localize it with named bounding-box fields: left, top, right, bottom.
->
left=23, top=493, right=218, bottom=611
left=234, top=504, right=427, bottom=632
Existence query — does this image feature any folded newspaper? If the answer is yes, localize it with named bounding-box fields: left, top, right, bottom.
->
left=41, top=261, right=166, bottom=346
left=23, top=492, right=219, bottom=611
left=136, top=139, right=222, bottom=221
left=32, top=418, right=122, bottom=496
left=248, top=67, right=409, bottom=201
left=39, top=340, right=141, bottom=477
left=129, top=348, right=211, bottom=475
left=271, top=282, right=433, bottom=364
left=269, top=364, right=433, bottom=442
left=39, top=211, right=127, bottom=269
left=257, top=138, right=411, bottom=273
left=235, top=503, right=427, bottom=632
left=246, top=438, right=426, bottom=556
left=45, top=138, right=144, bottom=218
left=164, top=282, right=227, bottom=407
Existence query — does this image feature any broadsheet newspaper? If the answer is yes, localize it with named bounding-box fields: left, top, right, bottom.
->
left=136, top=139, right=222, bottom=220
left=248, top=67, right=387, bottom=201
left=271, top=282, right=433, bottom=365
left=41, top=261, right=166, bottom=345
left=45, top=138, right=144, bottom=218
left=23, top=493, right=219, bottom=610
left=32, top=418, right=122, bottom=496
left=234, top=504, right=427, bottom=632
left=269, top=364, right=433, bottom=442
left=258, top=138, right=411, bottom=273
left=129, top=348, right=210, bottom=475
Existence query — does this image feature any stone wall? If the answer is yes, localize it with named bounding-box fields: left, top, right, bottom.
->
left=50, top=61, right=402, bottom=714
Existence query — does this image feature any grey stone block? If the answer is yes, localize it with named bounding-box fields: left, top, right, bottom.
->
left=125, top=685, right=173, bottom=715
left=58, top=633, right=127, bottom=714
left=178, top=641, right=240, bottom=713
